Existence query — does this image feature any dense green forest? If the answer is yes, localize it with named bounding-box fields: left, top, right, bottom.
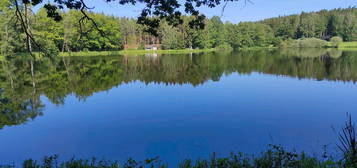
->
left=261, top=8, right=357, bottom=41
left=0, top=0, right=356, bottom=55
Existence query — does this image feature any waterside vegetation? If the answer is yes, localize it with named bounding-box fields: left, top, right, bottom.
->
left=0, top=1, right=356, bottom=57
left=59, top=49, right=216, bottom=57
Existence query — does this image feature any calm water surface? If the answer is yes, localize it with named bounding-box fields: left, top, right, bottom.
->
left=1, top=49, right=357, bottom=165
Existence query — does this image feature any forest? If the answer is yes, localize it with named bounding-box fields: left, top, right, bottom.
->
left=0, top=0, right=356, bottom=56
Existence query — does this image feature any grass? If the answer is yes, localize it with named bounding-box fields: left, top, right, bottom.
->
left=0, top=146, right=343, bottom=168
left=338, top=48, right=357, bottom=51
left=339, top=41, right=357, bottom=48
left=59, top=51, right=122, bottom=57
left=59, top=49, right=215, bottom=57
left=337, top=42, right=357, bottom=51
left=338, top=41, right=357, bottom=51
left=0, top=55, right=4, bottom=61
left=325, top=41, right=357, bottom=50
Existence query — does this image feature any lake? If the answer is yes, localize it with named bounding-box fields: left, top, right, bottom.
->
left=1, top=49, right=357, bottom=165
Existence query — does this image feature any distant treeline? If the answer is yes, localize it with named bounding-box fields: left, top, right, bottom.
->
left=261, top=8, right=357, bottom=41
left=0, top=0, right=356, bottom=54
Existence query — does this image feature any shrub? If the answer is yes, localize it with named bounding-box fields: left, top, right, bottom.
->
left=330, top=36, right=343, bottom=48
left=37, top=39, right=60, bottom=57
left=279, top=38, right=328, bottom=48
left=215, top=43, right=233, bottom=51
left=270, top=37, right=283, bottom=47
left=277, top=39, right=293, bottom=48
left=138, top=41, right=145, bottom=50
left=82, top=48, right=89, bottom=52
left=297, top=38, right=327, bottom=48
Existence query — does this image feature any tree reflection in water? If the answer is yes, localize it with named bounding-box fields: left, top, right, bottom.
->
left=0, top=49, right=356, bottom=128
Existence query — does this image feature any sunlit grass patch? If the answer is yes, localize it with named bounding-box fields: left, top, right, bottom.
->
left=339, top=41, right=357, bottom=48
left=339, top=48, right=357, bottom=51
left=59, top=51, right=122, bottom=57
left=325, top=41, right=357, bottom=50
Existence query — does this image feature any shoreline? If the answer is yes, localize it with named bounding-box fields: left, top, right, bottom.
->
left=59, top=48, right=216, bottom=57
left=0, top=49, right=216, bottom=60
left=1, top=45, right=356, bottom=60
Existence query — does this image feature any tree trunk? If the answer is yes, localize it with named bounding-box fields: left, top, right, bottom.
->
left=24, top=3, right=32, bottom=53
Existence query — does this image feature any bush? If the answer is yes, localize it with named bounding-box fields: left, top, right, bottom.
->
left=297, top=38, right=327, bottom=48
left=270, top=37, right=283, bottom=47
left=138, top=41, right=145, bottom=50
left=37, top=39, right=60, bottom=57
left=215, top=43, right=233, bottom=51
left=279, top=38, right=328, bottom=48
left=330, top=36, right=343, bottom=48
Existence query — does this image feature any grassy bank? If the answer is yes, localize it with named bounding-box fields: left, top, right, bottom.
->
left=339, top=41, right=357, bottom=48
left=337, top=42, right=357, bottom=51
left=59, top=49, right=215, bottom=57
left=339, top=48, right=357, bottom=51
left=0, top=145, right=345, bottom=168
left=324, top=41, right=357, bottom=51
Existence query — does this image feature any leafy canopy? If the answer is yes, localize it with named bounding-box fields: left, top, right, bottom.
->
left=21, top=0, right=243, bottom=34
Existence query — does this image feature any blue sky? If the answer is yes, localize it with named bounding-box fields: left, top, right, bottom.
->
left=85, top=0, right=356, bottom=23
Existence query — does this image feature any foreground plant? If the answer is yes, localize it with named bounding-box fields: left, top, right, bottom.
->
left=337, top=114, right=357, bottom=167
left=0, top=146, right=342, bottom=168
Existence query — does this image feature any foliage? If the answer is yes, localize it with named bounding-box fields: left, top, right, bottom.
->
left=159, top=22, right=185, bottom=49
left=59, top=49, right=214, bottom=57
left=0, top=144, right=345, bottom=168
left=1, top=2, right=356, bottom=56
left=280, top=38, right=328, bottom=48
left=337, top=114, right=357, bottom=167
left=138, top=41, right=145, bottom=50
left=298, top=38, right=328, bottom=48
left=330, top=36, right=343, bottom=48
left=0, top=0, right=25, bottom=55
left=14, top=0, right=239, bottom=37
left=262, top=7, right=357, bottom=41
left=37, top=38, right=60, bottom=58
left=215, top=43, right=233, bottom=51
left=227, top=22, right=275, bottom=48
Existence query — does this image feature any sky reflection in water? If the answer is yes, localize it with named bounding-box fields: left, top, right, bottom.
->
left=0, top=49, right=356, bottom=165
